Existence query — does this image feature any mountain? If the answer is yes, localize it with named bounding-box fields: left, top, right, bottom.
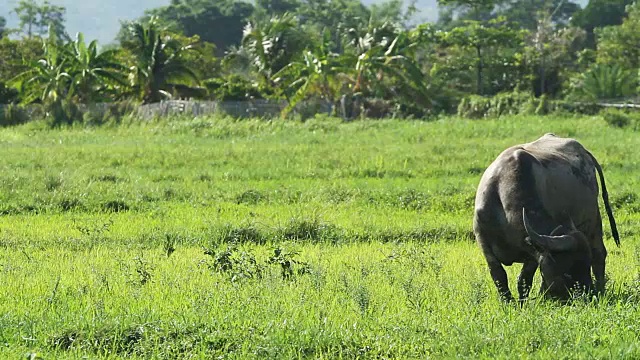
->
left=3, top=0, right=171, bottom=45
left=2, top=0, right=586, bottom=46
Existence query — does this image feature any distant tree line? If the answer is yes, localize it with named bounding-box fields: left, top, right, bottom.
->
left=0, top=0, right=639, bottom=121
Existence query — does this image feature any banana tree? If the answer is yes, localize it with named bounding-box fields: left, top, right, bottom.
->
left=11, top=28, right=71, bottom=106
left=342, top=23, right=431, bottom=108
left=273, top=29, right=350, bottom=116
left=66, top=32, right=127, bottom=103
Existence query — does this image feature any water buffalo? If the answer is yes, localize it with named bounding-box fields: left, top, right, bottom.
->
left=473, top=133, right=619, bottom=302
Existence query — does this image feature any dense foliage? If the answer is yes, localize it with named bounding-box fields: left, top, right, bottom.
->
left=0, top=0, right=639, bottom=121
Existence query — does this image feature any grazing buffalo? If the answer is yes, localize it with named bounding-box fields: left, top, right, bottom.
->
left=473, top=133, right=620, bottom=302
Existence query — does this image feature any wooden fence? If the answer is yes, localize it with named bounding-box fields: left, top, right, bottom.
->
left=1, top=98, right=639, bottom=124
left=0, top=99, right=335, bottom=123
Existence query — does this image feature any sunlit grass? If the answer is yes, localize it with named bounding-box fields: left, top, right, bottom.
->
left=1, top=114, right=640, bottom=358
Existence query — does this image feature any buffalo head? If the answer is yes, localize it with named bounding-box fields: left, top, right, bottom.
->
left=523, top=209, right=593, bottom=300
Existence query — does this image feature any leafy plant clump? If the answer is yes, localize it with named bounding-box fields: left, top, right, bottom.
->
left=203, top=245, right=310, bottom=282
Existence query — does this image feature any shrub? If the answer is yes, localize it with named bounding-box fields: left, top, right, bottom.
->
left=278, top=216, right=343, bottom=243
left=47, top=100, right=83, bottom=127
left=601, top=108, right=632, bottom=128
left=457, top=92, right=608, bottom=119
left=102, top=200, right=130, bottom=213
left=599, top=107, right=640, bottom=130
left=0, top=103, right=29, bottom=126
left=293, top=98, right=333, bottom=121
left=83, top=101, right=138, bottom=126
left=213, top=223, right=266, bottom=245
left=235, top=189, right=266, bottom=205
left=0, top=82, right=19, bottom=104
left=457, top=96, right=490, bottom=119
left=203, top=245, right=264, bottom=282
left=457, top=92, right=533, bottom=118
left=551, top=100, right=602, bottom=115
left=204, top=75, right=276, bottom=101
left=581, top=64, right=636, bottom=101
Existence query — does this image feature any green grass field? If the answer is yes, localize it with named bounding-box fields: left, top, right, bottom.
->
left=2, top=114, right=640, bottom=359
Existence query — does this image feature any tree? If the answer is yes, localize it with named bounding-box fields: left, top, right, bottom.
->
left=13, top=0, right=68, bottom=40
left=437, top=0, right=579, bottom=31
left=368, top=0, right=419, bottom=27
left=438, top=18, right=524, bottom=95
left=123, top=17, right=201, bottom=104
left=0, top=37, right=44, bottom=84
left=176, top=35, right=220, bottom=81
left=342, top=22, right=415, bottom=95
left=38, top=1, right=66, bottom=39
left=8, top=31, right=127, bottom=106
left=225, top=13, right=310, bottom=90
left=255, top=0, right=301, bottom=19
left=0, top=16, right=6, bottom=38
left=498, top=0, right=580, bottom=31
left=139, top=0, right=255, bottom=57
left=297, top=0, right=372, bottom=53
left=571, top=0, right=635, bottom=47
left=595, top=2, right=640, bottom=69
left=525, top=15, right=587, bottom=96
left=13, top=0, right=39, bottom=38
left=436, top=0, right=498, bottom=28
left=338, top=21, right=432, bottom=117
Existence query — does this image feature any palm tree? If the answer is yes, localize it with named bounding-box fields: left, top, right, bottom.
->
left=65, top=32, right=127, bottom=103
left=125, top=17, right=200, bottom=104
left=225, top=13, right=309, bottom=90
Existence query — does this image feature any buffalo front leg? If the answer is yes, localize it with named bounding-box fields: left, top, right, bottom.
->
left=517, top=260, right=538, bottom=303
left=592, top=246, right=607, bottom=295
left=487, top=260, right=514, bottom=302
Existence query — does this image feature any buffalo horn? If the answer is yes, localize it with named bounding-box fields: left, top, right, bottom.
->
left=523, top=208, right=578, bottom=252
left=522, top=208, right=542, bottom=243
left=550, top=225, right=564, bottom=236
left=568, top=216, right=578, bottom=232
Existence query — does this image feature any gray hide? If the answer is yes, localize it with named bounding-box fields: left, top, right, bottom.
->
left=473, top=133, right=619, bottom=302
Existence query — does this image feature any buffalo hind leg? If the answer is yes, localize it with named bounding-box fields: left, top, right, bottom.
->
left=487, top=260, right=514, bottom=302
left=517, top=260, right=538, bottom=304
